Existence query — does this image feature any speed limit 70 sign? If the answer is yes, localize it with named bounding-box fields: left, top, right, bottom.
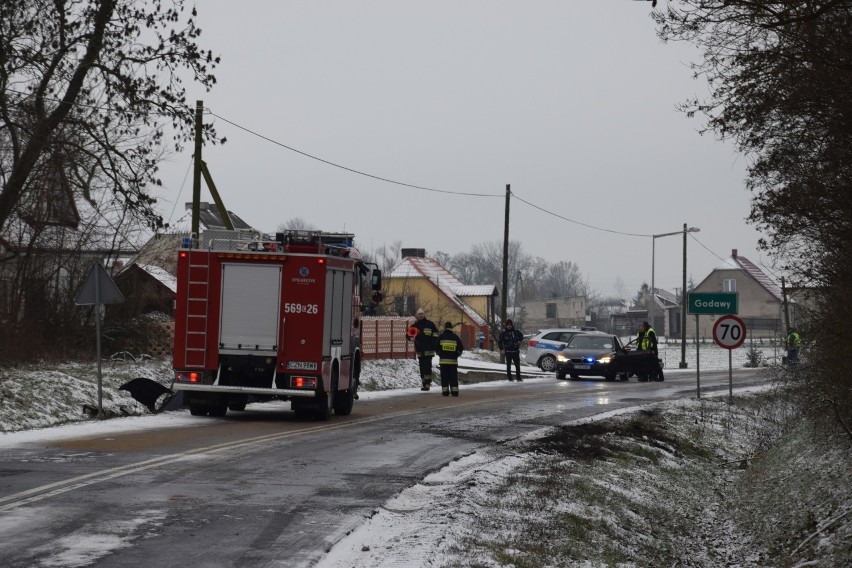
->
left=712, top=315, right=747, bottom=350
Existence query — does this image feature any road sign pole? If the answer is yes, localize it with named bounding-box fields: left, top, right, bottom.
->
left=728, top=349, right=733, bottom=401
left=695, top=314, right=700, bottom=398
left=95, top=266, right=103, bottom=418
left=75, top=261, right=125, bottom=420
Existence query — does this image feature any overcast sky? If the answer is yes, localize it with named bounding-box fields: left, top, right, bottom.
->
left=156, top=1, right=769, bottom=298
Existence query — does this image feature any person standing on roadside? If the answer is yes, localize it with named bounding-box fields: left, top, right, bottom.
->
left=407, top=308, right=439, bottom=391
left=498, top=319, right=524, bottom=382
left=437, top=321, right=464, bottom=397
left=786, top=327, right=801, bottom=365
left=638, top=321, right=663, bottom=381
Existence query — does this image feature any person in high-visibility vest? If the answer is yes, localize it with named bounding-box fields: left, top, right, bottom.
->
left=408, top=308, right=439, bottom=391
left=639, top=321, right=658, bottom=354
left=638, top=321, right=664, bottom=381
left=786, top=327, right=801, bottom=365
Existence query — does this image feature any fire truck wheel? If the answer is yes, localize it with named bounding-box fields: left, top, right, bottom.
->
left=189, top=404, right=206, bottom=416
left=209, top=403, right=228, bottom=417
left=315, top=371, right=335, bottom=421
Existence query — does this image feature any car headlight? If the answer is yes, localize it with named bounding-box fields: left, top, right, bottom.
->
left=557, top=354, right=568, bottom=363
left=597, top=356, right=612, bottom=365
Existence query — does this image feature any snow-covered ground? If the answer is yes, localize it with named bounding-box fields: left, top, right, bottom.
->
left=2, top=345, right=847, bottom=567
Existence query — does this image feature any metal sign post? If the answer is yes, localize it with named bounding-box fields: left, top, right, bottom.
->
left=688, top=293, right=740, bottom=399
left=75, top=262, right=125, bottom=418
left=712, top=315, right=747, bottom=401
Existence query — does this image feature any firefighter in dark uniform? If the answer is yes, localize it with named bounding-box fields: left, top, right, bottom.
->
left=437, top=321, right=464, bottom=397
left=408, top=308, right=439, bottom=391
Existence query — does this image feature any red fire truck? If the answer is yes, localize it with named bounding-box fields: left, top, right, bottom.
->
left=171, top=229, right=381, bottom=420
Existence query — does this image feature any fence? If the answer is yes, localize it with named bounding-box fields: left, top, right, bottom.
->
left=358, top=316, right=485, bottom=360
left=359, top=316, right=416, bottom=360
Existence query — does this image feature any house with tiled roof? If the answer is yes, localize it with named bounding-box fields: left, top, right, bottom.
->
left=691, top=249, right=796, bottom=340
left=383, top=248, right=498, bottom=348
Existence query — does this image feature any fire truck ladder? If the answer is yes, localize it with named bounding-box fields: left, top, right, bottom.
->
left=184, top=242, right=211, bottom=368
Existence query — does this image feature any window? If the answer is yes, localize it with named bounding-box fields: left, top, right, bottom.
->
left=393, top=295, right=417, bottom=316
left=723, top=279, right=737, bottom=292
left=545, top=303, right=557, bottom=318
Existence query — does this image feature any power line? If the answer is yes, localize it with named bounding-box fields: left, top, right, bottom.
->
left=207, top=109, right=663, bottom=238
left=3, top=89, right=739, bottom=265
left=510, top=191, right=651, bottom=238
left=206, top=110, right=502, bottom=198
left=689, top=233, right=729, bottom=264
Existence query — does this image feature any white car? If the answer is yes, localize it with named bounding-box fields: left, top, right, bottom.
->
left=525, top=328, right=596, bottom=372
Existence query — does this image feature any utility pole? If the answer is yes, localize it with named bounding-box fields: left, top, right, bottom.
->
left=680, top=223, right=688, bottom=368
left=191, top=100, right=203, bottom=238
left=501, top=184, right=510, bottom=361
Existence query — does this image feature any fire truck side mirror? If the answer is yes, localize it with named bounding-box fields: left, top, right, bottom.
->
left=371, top=269, right=382, bottom=290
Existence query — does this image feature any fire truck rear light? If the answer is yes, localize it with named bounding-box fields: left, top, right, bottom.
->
left=292, top=376, right=317, bottom=389
left=317, top=258, right=325, bottom=264
left=179, top=252, right=187, bottom=258
left=176, top=371, right=203, bottom=383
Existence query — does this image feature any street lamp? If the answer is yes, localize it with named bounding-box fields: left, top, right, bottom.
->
left=650, top=226, right=700, bottom=356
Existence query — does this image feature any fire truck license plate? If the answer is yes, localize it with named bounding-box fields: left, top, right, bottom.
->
left=287, top=361, right=318, bottom=371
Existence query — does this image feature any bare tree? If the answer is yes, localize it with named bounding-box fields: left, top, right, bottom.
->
left=0, top=0, right=222, bottom=232
left=654, top=0, right=852, bottom=435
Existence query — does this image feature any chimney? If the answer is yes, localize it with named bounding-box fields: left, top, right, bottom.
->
left=401, top=248, right=426, bottom=258
left=732, top=249, right=738, bottom=258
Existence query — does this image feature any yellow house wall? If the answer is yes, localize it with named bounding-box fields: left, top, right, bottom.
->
left=460, top=295, right=489, bottom=321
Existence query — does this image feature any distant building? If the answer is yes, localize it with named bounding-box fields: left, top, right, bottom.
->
left=519, top=296, right=588, bottom=333
left=691, top=249, right=794, bottom=340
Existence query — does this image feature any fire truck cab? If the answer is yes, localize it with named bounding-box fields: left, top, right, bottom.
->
left=171, top=229, right=380, bottom=420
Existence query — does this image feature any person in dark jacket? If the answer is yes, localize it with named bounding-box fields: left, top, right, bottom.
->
left=498, top=319, right=524, bottom=382
left=437, top=321, right=464, bottom=397
left=407, top=308, right=439, bottom=391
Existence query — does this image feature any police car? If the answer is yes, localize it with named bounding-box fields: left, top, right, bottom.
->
left=525, top=327, right=597, bottom=372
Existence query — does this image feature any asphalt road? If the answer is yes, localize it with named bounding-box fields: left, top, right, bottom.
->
left=0, top=369, right=768, bottom=568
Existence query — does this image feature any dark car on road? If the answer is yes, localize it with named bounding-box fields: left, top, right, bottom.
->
left=555, top=333, right=665, bottom=382
left=555, top=332, right=628, bottom=381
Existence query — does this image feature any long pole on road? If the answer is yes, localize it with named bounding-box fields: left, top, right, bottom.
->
left=500, top=184, right=510, bottom=362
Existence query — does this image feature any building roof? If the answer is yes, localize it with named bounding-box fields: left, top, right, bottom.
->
left=452, top=284, right=498, bottom=297
left=731, top=251, right=784, bottom=302
left=386, top=256, right=489, bottom=326
left=700, top=249, right=784, bottom=303
left=137, top=264, right=177, bottom=294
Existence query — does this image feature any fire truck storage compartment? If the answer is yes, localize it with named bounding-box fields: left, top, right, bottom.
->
left=219, top=263, right=282, bottom=352
left=324, top=269, right=354, bottom=357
